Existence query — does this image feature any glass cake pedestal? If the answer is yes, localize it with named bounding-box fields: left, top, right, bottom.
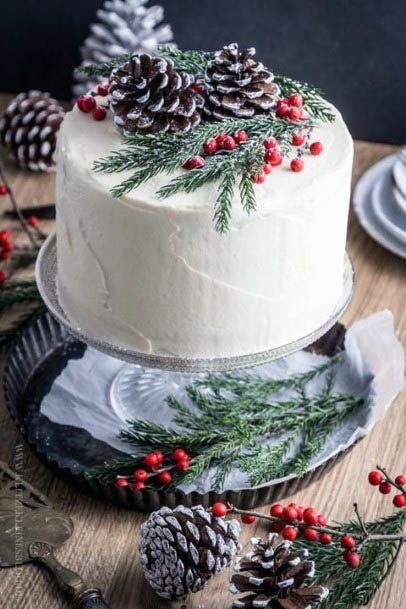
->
left=36, top=233, right=354, bottom=420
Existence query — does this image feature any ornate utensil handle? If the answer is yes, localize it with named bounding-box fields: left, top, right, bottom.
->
left=29, top=542, right=111, bottom=609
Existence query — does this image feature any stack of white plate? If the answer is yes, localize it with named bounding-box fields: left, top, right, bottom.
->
left=353, top=149, right=406, bottom=259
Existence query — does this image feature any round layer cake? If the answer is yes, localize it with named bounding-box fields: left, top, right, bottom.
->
left=55, top=95, right=353, bottom=359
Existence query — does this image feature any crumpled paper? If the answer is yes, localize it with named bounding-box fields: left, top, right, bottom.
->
left=40, top=310, right=404, bottom=492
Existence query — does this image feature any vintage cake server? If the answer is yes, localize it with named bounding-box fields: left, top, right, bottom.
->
left=0, top=460, right=111, bottom=608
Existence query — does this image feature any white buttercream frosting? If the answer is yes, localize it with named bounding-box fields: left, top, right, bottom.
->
left=55, top=97, right=353, bottom=358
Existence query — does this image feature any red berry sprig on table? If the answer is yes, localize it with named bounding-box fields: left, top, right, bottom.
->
left=114, top=447, right=192, bottom=491
left=368, top=465, right=406, bottom=507
left=0, top=230, right=14, bottom=265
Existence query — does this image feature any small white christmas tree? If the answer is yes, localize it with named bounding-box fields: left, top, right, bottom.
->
left=73, top=0, right=174, bottom=96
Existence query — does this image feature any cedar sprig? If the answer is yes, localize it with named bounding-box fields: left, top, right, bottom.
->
left=87, top=357, right=365, bottom=490
left=74, top=53, right=133, bottom=78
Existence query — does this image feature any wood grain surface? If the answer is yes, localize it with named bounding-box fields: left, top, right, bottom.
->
left=0, top=93, right=404, bottom=609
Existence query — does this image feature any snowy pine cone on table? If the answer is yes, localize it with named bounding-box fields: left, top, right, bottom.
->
left=230, top=533, right=328, bottom=609
left=204, top=43, right=280, bottom=120
left=0, top=91, right=65, bottom=172
left=73, top=0, right=174, bottom=96
left=140, top=504, right=241, bottom=600
left=109, top=53, right=205, bottom=133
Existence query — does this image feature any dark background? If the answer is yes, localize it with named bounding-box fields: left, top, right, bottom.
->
left=1, top=0, right=405, bottom=143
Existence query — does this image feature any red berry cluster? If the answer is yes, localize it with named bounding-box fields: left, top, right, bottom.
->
left=183, top=130, right=249, bottom=171
left=368, top=469, right=406, bottom=508
left=76, top=82, right=110, bottom=122
left=114, top=448, right=191, bottom=491
left=0, top=230, right=14, bottom=271
left=276, top=93, right=307, bottom=121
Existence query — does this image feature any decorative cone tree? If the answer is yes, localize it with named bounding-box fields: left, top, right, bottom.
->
left=73, top=0, right=174, bottom=96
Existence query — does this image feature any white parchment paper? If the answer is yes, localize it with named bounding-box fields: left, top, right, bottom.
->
left=40, top=310, right=404, bottom=492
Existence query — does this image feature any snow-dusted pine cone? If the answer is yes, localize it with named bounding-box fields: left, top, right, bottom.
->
left=109, top=53, right=204, bottom=134
left=140, top=505, right=241, bottom=600
left=73, top=0, right=174, bottom=97
left=203, top=43, right=280, bottom=121
left=230, top=533, right=328, bottom=609
left=0, top=91, right=65, bottom=172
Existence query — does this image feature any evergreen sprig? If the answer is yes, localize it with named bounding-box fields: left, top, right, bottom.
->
left=84, top=46, right=335, bottom=232
left=297, top=510, right=406, bottom=609
left=87, top=357, right=365, bottom=490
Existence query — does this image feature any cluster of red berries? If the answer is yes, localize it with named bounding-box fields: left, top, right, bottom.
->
left=276, top=92, right=307, bottom=121
left=183, top=129, right=249, bottom=171
left=0, top=230, right=14, bottom=266
left=368, top=469, right=406, bottom=508
left=76, top=83, right=110, bottom=122
left=115, top=448, right=191, bottom=491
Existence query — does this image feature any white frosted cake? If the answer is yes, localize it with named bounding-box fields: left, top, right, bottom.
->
left=55, top=45, right=353, bottom=359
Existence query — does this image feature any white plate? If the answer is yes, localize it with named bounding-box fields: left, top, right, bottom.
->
left=353, top=155, right=406, bottom=259
left=393, top=154, right=406, bottom=198
left=371, top=170, right=406, bottom=243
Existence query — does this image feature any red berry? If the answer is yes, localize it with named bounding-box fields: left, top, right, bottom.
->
left=0, top=270, right=7, bottom=284
left=0, top=184, right=8, bottom=195
left=173, top=448, right=189, bottom=462
left=134, top=469, right=148, bottom=482
left=368, top=470, right=383, bottom=486
left=158, top=471, right=172, bottom=485
left=271, top=503, right=284, bottom=518
left=78, top=95, right=96, bottom=113
left=289, top=93, right=303, bottom=107
left=304, top=528, right=319, bottom=541
left=132, top=481, right=145, bottom=491
left=2, top=241, right=14, bottom=252
left=296, top=506, right=304, bottom=521
left=262, top=163, right=272, bottom=175
left=154, top=450, right=164, bottom=465
left=393, top=494, right=406, bottom=508
left=203, top=138, right=217, bottom=155
left=251, top=170, right=266, bottom=184
left=211, top=502, right=228, bottom=518
left=216, top=132, right=226, bottom=146
left=223, top=135, right=237, bottom=151
left=144, top=453, right=159, bottom=468
left=320, top=533, right=332, bottom=545
left=264, top=137, right=277, bottom=150
left=379, top=481, right=392, bottom=495
left=234, top=130, right=248, bottom=144
left=317, top=514, right=327, bottom=527
left=395, top=475, right=406, bottom=487
left=288, top=106, right=302, bottom=121
left=266, top=149, right=283, bottom=166
left=278, top=97, right=289, bottom=106
left=115, top=478, right=129, bottom=488
left=92, top=106, right=107, bottom=121
left=241, top=514, right=256, bottom=524
left=292, top=131, right=305, bottom=146
left=176, top=459, right=190, bottom=471
left=183, top=155, right=205, bottom=170
left=303, top=508, right=318, bottom=526
left=27, top=215, right=39, bottom=227
left=282, top=526, right=298, bottom=541
left=344, top=551, right=361, bottom=569
left=97, top=83, right=110, bottom=96
left=341, top=535, right=356, bottom=549
left=271, top=522, right=285, bottom=533
left=277, top=103, right=290, bottom=118
left=290, top=158, right=304, bottom=172
left=282, top=506, right=298, bottom=522
left=310, top=141, right=323, bottom=155
left=0, top=252, right=10, bottom=261
left=0, top=230, right=10, bottom=242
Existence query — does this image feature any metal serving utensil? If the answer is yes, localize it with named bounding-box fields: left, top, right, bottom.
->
left=0, top=461, right=111, bottom=608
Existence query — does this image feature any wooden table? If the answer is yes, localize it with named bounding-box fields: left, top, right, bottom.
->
left=0, top=93, right=405, bottom=608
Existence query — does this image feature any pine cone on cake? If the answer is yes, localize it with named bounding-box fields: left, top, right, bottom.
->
left=0, top=91, right=65, bottom=172
left=109, top=53, right=205, bottom=134
left=140, top=504, right=241, bottom=600
left=230, top=533, right=329, bottom=609
left=203, top=43, right=280, bottom=120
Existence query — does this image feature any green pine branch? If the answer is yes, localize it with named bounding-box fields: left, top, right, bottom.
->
left=87, top=357, right=365, bottom=490
left=296, top=510, right=406, bottom=609
left=74, top=53, right=133, bottom=78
